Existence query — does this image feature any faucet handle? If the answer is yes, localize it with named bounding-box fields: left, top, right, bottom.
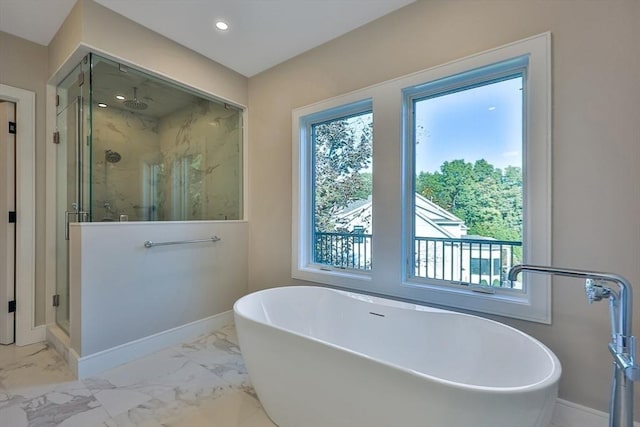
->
left=585, top=279, right=612, bottom=303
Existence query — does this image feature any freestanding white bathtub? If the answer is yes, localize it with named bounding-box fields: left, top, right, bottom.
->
left=234, top=286, right=561, bottom=427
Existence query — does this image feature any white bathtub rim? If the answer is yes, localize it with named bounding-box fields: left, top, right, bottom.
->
left=234, top=285, right=562, bottom=394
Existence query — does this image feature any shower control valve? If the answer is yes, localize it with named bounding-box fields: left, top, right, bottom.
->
left=585, top=279, right=612, bottom=304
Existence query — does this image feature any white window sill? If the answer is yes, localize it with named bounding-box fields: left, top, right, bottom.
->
left=401, top=276, right=551, bottom=324
left=293, top=266, right=372, bottom=289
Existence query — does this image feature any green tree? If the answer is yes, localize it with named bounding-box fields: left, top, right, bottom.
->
left=313, top=115, right=372, bottom=231
left=416, top=159, right=522, bottom=241
left=353, top=172, right=373, bottom=201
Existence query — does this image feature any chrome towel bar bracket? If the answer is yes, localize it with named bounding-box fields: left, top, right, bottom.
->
left=144, top=235, right=221, bottom=249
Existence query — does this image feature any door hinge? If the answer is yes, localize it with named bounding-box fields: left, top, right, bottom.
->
left=8, top=300, right=16, bottom=313
left=56, top=95, right=60, bottom=107
left=77, top=72, right=84, bottom=87
left=8, top=121, right=16, bottom=134
left=53, top=131, right=60, bottom=144
left=52, top=294, right=60, bottom=307
left=8, top=211, right=16, bottom=223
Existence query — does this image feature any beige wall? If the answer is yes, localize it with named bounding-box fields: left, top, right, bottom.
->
left=247, top=0, right=640, bottom=416
left=47, top=0, right=83, bottom=78
left=0, top=31, right=49, bottom=326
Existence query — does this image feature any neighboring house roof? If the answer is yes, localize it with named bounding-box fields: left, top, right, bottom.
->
left=462, top=234, right=497, bottom=241
left=334, top=195, right=372, bottom=232
left=414, top=194, right=468, bottom=238
left=335, top=194, right=468, bottom=238
left=415, top=194, right=463, bottom=223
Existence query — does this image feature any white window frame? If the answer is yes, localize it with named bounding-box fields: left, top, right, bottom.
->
left=292, top=33, right=551, bottom=323
left=292, top=99, right=374, bottom=288
left=401, top=37, right=551, bottom=323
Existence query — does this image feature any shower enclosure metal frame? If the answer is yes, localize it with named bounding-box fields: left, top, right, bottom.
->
left=54, top=56, right=91, bottom=334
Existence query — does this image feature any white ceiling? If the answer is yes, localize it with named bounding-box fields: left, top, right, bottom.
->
left=0, top=0, right=77, bottom=47
left=0, top=0, right=414, bottom=77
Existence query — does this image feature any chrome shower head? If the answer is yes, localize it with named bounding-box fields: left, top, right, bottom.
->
left=105, top=149, right=121, bottom=163
left=123, top=87, right=148, bottom=110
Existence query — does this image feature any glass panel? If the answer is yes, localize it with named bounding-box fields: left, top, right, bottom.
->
left=90, top=54, right=243, bottom=221
left=311, top=111, right=373, bottom=270
left=412, top=75, right=523, bottom=288
left=55, top=60, right=89, bottom=334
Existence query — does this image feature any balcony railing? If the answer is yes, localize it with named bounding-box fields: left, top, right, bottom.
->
left=313, top=232, right=521, bottom=288
left=314, top=231, right=372, bottom=270
left=415, top=236, right=522, bottom=288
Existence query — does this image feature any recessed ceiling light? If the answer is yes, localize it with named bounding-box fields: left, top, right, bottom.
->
left=215, top=21, right=229, bottom=31
left=115, top=95, right=126, bottom=100
left=97, top=103, right=108, bottom=108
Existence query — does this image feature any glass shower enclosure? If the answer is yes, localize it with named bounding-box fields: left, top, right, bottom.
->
left=54, top=54, right=244, bottom=334
left=55, top=58, right=90, bottom=333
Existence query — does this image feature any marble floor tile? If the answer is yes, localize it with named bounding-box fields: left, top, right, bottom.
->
left=0, top=344, right=75, bottom=394
left=55, top=406, right=111, bottom=427
left=165, top=389, right=276, bottom=427
left=91, top=388, right=152, bottom=419
left=216, top=324, right=240, bottom=346
left=101, top=389, right=275, bottom=427
left=86, top=348, right=190, bottom=389
left=1, top=377, right=107, bottom=427
left=87, top=348, right=231, bottom=412
left=0, top=343, right=49, bottom=367
left=0, top=324, right=276, bottom=427
left=0, top=403, right=29, bottom=427
left=175, top=329, right=250, bottom=388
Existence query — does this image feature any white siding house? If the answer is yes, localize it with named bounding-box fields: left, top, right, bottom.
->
left=331, top=194, right=516, bottom=286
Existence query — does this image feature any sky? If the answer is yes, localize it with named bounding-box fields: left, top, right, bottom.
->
left=414, top=76, right=523, bottom=174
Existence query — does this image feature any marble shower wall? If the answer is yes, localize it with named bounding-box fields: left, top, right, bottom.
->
left=92, top=107, right=160, bottom=222
left=158, top=100, right=242, bottom=221
left=91, top=100, right=241, bottom=222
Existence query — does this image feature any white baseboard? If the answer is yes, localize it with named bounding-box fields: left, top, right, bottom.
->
left=68, top=310, right=233, bottom=379
left=552, top=398, right=640, bottom=427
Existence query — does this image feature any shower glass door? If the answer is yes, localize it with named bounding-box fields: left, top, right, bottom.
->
left=55, top=59, right=90, bottom=334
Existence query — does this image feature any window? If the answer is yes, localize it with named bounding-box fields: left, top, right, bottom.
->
left=406, top=63, right=525, bottom=290
left=292, top=100, right=373, bottom=287
left=402, top=35, right=551, bottom=322
left=311, top=110, right=373, bottom=270
left=293, top=33, right=550, bottom=322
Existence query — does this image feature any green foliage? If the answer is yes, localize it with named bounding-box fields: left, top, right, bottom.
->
left=353, top=172, right=372, bottom=201
left=313, top=115, right=373, bottom=231
left=416, top=159, right=522, bottom=242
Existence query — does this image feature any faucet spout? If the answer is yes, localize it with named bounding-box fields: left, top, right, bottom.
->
left=508, top=264, right=632, bottom=339
left=508, top=264, right=635, bottom=427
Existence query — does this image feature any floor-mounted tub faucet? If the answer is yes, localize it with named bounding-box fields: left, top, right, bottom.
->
left=508, top=265, right=637, bottom=427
